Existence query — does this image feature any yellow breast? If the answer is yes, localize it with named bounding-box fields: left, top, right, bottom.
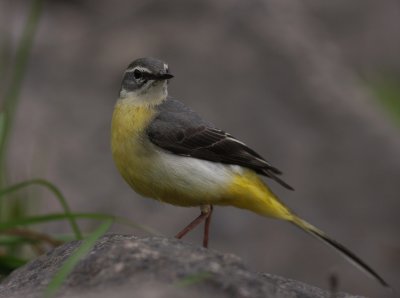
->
left=111, top=101, right=158, bottom=197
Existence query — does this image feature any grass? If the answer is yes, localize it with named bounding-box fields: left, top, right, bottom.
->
left=0, top=179, right=83, bottom=240
left=0, top=0, right=47, bottom=277
left=174, top=271, right=212, bottom=288
left=368, top=77, right=400, bottom=125
left=0, top=1, right=150, bottom=297
left=0, top=0, right=43, bottom=176
left=44, top=219, right=114, bottom=298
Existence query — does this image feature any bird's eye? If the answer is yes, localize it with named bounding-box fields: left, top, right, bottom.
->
left=133, top=69, right=142, bottom=79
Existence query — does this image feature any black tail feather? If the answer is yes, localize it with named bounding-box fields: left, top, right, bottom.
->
left=291, top=216, right=392, bottom=290
left=264, top=169, right=294, bottom=191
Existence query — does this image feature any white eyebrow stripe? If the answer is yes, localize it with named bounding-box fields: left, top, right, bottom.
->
left=125, top=66, right=151, bottom=73
left=163, top=63, right=168, bottom=71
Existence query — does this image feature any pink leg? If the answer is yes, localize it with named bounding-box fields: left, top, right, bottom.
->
left=203, top=205, right=213, bottom=248
left=175, top=205, right=213, bottom=248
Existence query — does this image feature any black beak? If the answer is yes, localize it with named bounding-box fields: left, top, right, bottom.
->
left=158, top=73, right=174, bottom=80
left=145, top=73, right=174, bottom=81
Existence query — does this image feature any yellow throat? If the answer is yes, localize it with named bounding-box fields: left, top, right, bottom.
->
left=111, top=101, right=158, bottom=197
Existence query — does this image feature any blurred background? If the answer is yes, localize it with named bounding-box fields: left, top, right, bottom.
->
left=1, top=0, right=399, bottom=296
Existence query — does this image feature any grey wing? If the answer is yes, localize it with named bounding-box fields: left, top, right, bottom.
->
left=147, top=99, right=293, bottom=190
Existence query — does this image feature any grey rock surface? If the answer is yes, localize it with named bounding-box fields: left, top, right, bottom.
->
left=0, top=234, right=361, bottom=298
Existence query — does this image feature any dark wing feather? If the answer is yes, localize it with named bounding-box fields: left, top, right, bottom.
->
left=147, top=99, right=293, bottom=190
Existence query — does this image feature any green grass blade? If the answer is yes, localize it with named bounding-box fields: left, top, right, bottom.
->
left=0, top=213, right=114, bottom=230
left=174, top=271, right=212, bottom=287
left=0, top=235, right=33, bottom=246
left=0, top=255, right=28, bottom=275
left=44, top=219, right=113, bottom=298
left=0, top=179, right=83, bottom=239
left=0, top=111, right=5, bottom=186
left=0, top=235, right=23, bottom=246
left=0, top=110, right=7, bottom=218
left=370, top=78, right=400, bottom=125
left=0, top=212, right=158, bottom=235
left=0, top=112, right=5, bottom=145
left=0, top=34, right=13, bottom=85
left=0, top=0, right=43, bottom=174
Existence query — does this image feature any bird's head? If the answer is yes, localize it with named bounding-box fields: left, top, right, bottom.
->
left=119, top=57, right=174, bottom=105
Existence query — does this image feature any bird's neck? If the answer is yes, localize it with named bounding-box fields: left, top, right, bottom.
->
left=119, top=83, right=168, bottom=107
left=112, top=100, right=158, bottom=136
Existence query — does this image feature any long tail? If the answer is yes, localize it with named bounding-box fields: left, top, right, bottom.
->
left=291, top=216, right=391, bottom=289
left=229, top=172, right=392, bottom=289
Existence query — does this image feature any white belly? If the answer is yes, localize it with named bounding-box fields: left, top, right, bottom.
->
left=118, top=140, right=244, bottom=206
left=153, top=149, right=242, bottom=195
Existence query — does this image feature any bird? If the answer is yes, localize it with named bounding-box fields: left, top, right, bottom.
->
left=111, top=57, right=390, bottom=289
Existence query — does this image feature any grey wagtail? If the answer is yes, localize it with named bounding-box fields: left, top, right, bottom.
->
left=111, top=57, right=390, bottom=288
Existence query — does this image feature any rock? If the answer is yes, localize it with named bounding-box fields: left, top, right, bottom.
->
left=0, top=234, right=362, bottom=298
